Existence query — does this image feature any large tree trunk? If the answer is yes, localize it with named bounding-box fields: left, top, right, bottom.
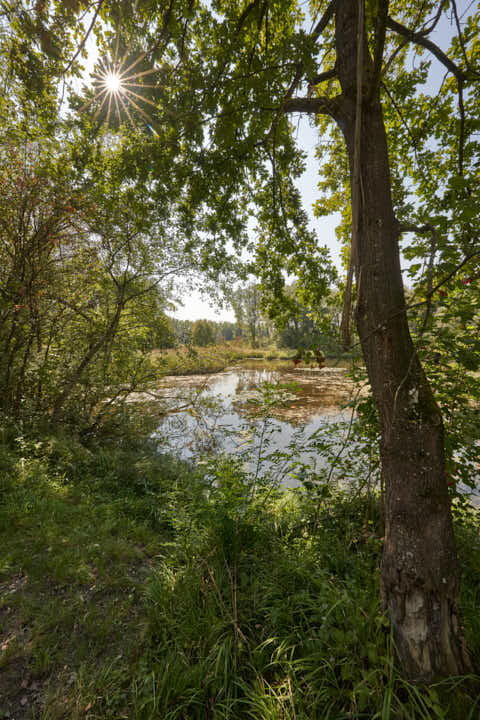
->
left=334, top=0, right=470, bottom=679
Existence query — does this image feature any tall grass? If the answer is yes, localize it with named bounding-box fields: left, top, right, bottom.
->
left=0, top=429, right=479, bottom=719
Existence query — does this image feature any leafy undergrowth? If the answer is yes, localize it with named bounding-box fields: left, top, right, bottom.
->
left=0, top=432, right=479, bottom=719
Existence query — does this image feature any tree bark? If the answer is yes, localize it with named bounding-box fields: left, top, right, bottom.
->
left=333, top=0, right=470, bottom=679
left=339, top=256, right=354, bottom=349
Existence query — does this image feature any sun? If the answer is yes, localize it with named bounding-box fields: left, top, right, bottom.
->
left=104, top=72, right=122, bottom=93
left=80, top=40, right=162, bottom=130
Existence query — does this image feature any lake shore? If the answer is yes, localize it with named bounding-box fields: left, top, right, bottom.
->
left=151, top=343, right=358, bottom=377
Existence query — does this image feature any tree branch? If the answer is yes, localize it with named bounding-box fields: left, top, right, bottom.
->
left=308, top=67, right=337, bottom=87
left=398, top=221, right=438, bottom=236
left=386, top=15, right=468, bottom=81
left=370, top=0, right=389, bottom=97
left=340, top=0, right=364, bottom=350
left=382, top=1, right=447, bottom=79
left=352, top=247, right=480, bottom=353
left=420, top=0, right=448, bottom=37
left=458, top=79, right=465, bottom=176
left=398, top=226, right=479, bottom=309
left=267, top=0, right=337, bottom=139
left=398, top=221, right=438, bottom=337
left=311, top=0, right=337, bottom=43
left=283, top=95, right=339, bottom=116
left=63, top=0, right=104, bottom=76
left=451, top=0, right=471, bottom=69
left=236, top=0, right=261, bottom=33
left=352, top=0, right=364, bottom=270
left=381, top=80, right=433, bottom=186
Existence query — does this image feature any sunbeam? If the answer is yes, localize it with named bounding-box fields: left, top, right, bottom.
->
left=83, top=41, right=162, bottom=130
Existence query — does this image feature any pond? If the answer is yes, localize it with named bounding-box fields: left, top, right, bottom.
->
left=151, top=359, right=373, bottom=489
left=135, top=358, right=478, bottom=502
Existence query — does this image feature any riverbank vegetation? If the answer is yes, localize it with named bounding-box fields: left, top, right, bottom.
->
left=152, top=343, right=311, bottom=377
left=1, top=426, right=480, bottom=719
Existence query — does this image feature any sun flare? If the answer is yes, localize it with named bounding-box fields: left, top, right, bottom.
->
left=104, top=72, right=122, bottom=93
left=80, top=39, right=162, bottom=129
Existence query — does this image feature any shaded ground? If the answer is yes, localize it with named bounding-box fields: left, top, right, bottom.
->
left=0, top=451, right=167, bottom=719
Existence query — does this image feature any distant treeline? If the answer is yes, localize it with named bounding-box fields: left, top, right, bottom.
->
left=168, top=318, right=247, bottom=347
left=167, top=291, right=345, bottom=354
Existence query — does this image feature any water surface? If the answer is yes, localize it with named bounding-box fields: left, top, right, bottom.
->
left=153, top=360, right=369, bottom=487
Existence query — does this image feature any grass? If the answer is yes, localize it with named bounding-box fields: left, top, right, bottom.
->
left=0, top=430, right=479, bottom=719
left=151, top=344, right=296, bottom=376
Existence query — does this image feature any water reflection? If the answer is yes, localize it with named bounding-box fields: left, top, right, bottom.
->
left=153, top=362, right=370, bottom=489
left=138, top=359, right=478, bottom=502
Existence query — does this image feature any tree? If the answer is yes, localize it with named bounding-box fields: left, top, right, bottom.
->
left=6, top=0, right=480, bottom=679
left=170, top=319, right=193, bottom=345
left=274, top=282, right=342, bottom=353
left=219, top=322, right=235, bottom=342
left=191, top=319, right=215, bottom=346
left=231, top=282, right=264, bottom=348
left=285, top=1, right=473, bottom=678
left=0, top=93, right=199, bottom=428
left=136, top=0, right=476, bottom=678
left=192, top=0, right=477, bottom=678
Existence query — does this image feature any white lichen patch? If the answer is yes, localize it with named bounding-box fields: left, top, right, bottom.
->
left=402, top=591, right=432, bottom=674
left=408, top=386, right=419, bottom=405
